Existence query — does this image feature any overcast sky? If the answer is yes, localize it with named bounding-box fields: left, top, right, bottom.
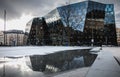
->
left=0, top=0, right=120, bottom=31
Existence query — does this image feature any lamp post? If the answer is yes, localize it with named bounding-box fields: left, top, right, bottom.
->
left=4, top=10, right=6, bottom=46
left=3, top=56, right=5, bottom=77
left=104, top=27, right=108, bottom=45
left=36, top=24, right=37, bottom=45
left=100, top=28, right=104, bottom=50
left=91, top=11, right=94, bottom=47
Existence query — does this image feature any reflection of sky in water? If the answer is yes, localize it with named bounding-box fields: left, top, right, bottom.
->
left=0, top=57, right=44, bottom=77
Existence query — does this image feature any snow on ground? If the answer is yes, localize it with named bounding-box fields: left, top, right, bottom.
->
left=0, top=46, right=91, bottom=57
left=90, top=47, right=101, bottom=52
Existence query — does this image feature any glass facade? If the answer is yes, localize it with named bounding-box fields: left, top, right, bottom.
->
left=24, top=18, right=50, bottom=45
left=58, top=1, right=88, bottom=32
left=24, top=1, right=117, bottom=46
left=84, top=1, right=106, bottom=45
left=105, top=4, right=115, bottom=24
left=104, top=4, right=117, bottom=45
left=44, top=9, right=69, bottom=45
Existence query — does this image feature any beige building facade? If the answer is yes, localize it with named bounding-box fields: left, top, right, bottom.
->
left=0, top=30, right=24, bottom=46
left=116, top=28, right=120, bottom=45
left=0, top=31, right=4, bottom=45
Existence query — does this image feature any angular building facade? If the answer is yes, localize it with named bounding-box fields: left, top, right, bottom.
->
left=24, top=1, right=117, bottom=46
left=24, top=18, right=50, bottom=45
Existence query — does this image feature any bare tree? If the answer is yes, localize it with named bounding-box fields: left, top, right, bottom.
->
left=59, top=1, right=86, bottom=46
left=60, top=1, right=73, bottom=46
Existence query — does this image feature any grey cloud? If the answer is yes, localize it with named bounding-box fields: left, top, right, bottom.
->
left=0, top=0, right=66, bottom=20
left=0, top=0, right=21, bottom=20
left=0, top=0, right=120, bottom=22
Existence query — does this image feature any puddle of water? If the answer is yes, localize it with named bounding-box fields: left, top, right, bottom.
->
left=0, top=49, right=97, bottom=77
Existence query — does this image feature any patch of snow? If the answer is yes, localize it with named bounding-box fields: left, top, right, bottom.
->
left=0, top=46, right=91, bottom=57
left=90, top=47, right=101, bottom=52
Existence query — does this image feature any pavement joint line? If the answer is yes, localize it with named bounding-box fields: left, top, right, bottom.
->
left=114, top=57, right=120, bottom=66
left=86, top=50, right=120, bottom=77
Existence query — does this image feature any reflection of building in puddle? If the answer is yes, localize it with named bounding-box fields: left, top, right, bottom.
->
left=26, top=49, right=97, bottom=73
left=46, top=64, right=60, bottom=72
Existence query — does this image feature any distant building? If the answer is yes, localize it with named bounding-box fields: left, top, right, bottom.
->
left=0, top=31, right=4, bottom=45
left=116, top=28, right=120, bottom=45
left=3, top=30, right=24, bottom=46
left=24, top=1, right=117, bottom=46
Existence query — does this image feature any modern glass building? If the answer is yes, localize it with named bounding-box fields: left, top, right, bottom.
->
left=24, top=1, right=117, bottom=46
left=24, top=18, right=50, bottom=45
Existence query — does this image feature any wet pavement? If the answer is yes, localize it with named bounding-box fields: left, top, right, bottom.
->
left=86, top=49, right=120, bottom=77
left=103, top=47, right=120, bottom=64
left=0, top=49, right=97, bottom=77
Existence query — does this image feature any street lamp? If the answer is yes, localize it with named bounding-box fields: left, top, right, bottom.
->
left=91, top=11, right=94, bottom=47
left=91, top=38, right=94, bottom=47
left=104, top=27, right=108, bottom=45
left=100, top=28, right=104, bottom=50
left=3, top=56, right=6, bottom=77
left=35, top=19, right=38, bottom=45
left=36, top=24, right=38, bottom=45
left=4, top=10, right=6, bottom=46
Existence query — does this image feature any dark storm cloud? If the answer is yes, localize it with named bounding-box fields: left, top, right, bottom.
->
left=0, top=0, right=21, bottom=20
left=0, top=0, right=65, bottom=20
left=0, top=0, right=120, bottom=23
